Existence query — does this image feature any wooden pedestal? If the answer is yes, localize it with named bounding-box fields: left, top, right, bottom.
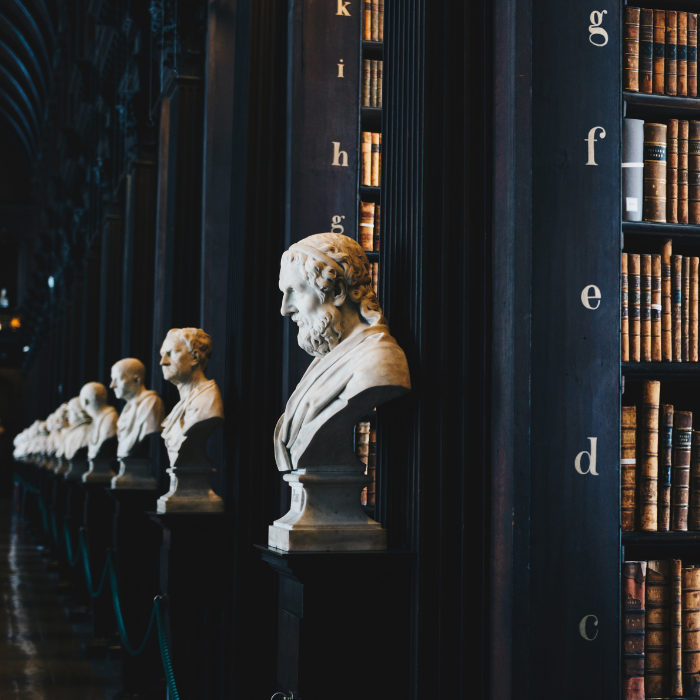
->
left=65, top=480, right=90, bottom=620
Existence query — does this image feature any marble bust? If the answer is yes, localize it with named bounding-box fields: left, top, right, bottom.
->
left=52, top=404, right=71, bottom=475
left=80, top=382, right=118, bottom=483
left=110, top=358, right=165, bottom=489
left=63, top=397, right=93, bottom=480
left=269, top=233, right=410, bottom=551
left=157, top=328, right=225, bottom=512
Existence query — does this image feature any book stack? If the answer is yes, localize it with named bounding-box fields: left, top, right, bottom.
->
left=361, top=132, right=382, bottom=187
left=624, top=7, right=698, bottom=96
left=362, top=59, right=383, bottom=108
left=363, top=0, right=384, bottom=42
left=359, top=202, right=381, bottom=251
left=355, top=422, right=376, bottom=507
left=622, top=559, right=700, bottom=699
left=621, top=244, right=699, bottom=362
left=370, top=262, right=379, bottom=296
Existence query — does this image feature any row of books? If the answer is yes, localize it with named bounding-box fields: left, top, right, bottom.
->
left=623, top=118, right=700, bottom=225
left=622, top=381, right=698, bottom=532
left=362, top=0, right=384, bottom=43
left=361, top=132, right=381, bottom=187
left=370, top=262, right=379, bottom=297
left=355, top=421, right=376, bottom=507
left=622, top=559, right=700, bottom=699
left=362, top=60, right=383, bottom=109
left=624, top=7, right=698, bottom=96
left=359, top=202, right=381, bottom=252
left=622, top=246, right=700, bottom=363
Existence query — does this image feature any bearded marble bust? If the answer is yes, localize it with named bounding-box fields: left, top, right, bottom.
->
left=63, top=397, right=93, bottom=459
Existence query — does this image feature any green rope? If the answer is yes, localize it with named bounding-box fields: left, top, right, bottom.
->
left=63, top=522, right=81, bottom=567
left=156, top=596, right=180, bottom=700
left=79, top=528, right=110, bottom=598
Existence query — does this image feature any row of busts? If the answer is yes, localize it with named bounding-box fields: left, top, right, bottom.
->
left=14, top=328, right=225, bottom=514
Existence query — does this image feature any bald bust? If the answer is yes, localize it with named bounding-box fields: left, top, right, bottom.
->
left=80, top=382, right=118, bottom=460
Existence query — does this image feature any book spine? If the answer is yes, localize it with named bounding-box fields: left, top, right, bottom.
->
left=371, top=262, right=379, bottom=296
left=642, top=254, right=652, bottom=362
left=690, top=121, right=700, bottom=225
left=652, top=254, right=662, bottom=362
left=624, top=7, right=641, bottom=92
left=362, top=59, right=370, bottom=107
left=659, top=404, right=674, bottom=532
left=359, top=201, right=375, bottom=251
left=672, top=559, right=684, bottom=697
left=683, top=567, right=700, bottom=696
left=370, top=59, right=378, bottom=108
left=654, top=10, right=666, bottom=94
left=624, top=118, right=645, bottom=222
left=640, top=380, right=661, bottom=531
left=371, top=132, right=380, bottom=187
left=674, top=255, right=683, bottom=361
left=641, top=9, right=654, bottom=93
left=681, top=121, right=690, bottom=224
left=667, top=11, right=678, bottom=95
left=691, top=431, right=700, bottom=530
left=622, top=405, right=637, bottom=532
left=646, top=561, right=671, bottom=698
left=684, top=256, right=691, bottom=361
left=673, top=411, right=694, bottom=531
left=668, top=120, right=679, bottom=223
left=693, top=257, right=700, bottom=363
left=355, top=421, right=370, bottom=505
left=680, top=13, right=689, bottom=96
left=373, top=204, right=380, bottom=251
left=663, top=240, right=673, bottom=362
left=632, top=254, right=642, bottom=362
left=623, top=561, right=647, bottom=700
left=377, top=60, right=383, bottom=108
left=361, top=131, right=371, bottom=186
left=363, top=0, right=372, bottom=41
left=371, top=0, right=379, bottom=41
left=690, top=14, right=699, bottom=98
left=622, top=253, right=630, bottom=362
left=367, top=427, right=376, bottom=507
left=378, top=0, right=384, bottom=42
left=644, top=123, right=668, bottom=223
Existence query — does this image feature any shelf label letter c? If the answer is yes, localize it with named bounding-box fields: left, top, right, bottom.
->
left=579, top=615, right=599, bottom=640
left=581, top=285, right=602, bottom=309
left=575, top=438, right=598, bottom=475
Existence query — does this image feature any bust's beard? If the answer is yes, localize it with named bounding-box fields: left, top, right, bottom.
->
left=295, top=305, right=343, bottom=357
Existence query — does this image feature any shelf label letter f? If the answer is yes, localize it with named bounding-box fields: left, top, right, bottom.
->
left=585, top=126, right=606, bottom=165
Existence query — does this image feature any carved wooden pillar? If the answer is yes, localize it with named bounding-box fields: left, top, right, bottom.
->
left=82, top=242, right=101, bottom=386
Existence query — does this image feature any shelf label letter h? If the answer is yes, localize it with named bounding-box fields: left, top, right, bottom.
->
left=332, top=142, right=348, bottom=167
left=575, top=438, right=598, bottom=475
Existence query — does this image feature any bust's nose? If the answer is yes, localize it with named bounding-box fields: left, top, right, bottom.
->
left=281, top=292, right=294, bottom=317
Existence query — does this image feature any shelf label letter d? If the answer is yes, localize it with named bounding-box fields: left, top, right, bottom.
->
left=575, top=437, right=598, bottom=475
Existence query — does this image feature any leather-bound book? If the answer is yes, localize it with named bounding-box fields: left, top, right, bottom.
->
left=689, top=121, right=700, bottom=225
left=631, top=254, right=642, bottom=362
left=355, top=421, right=370, bottom=506
left=371, top=132, right=380, bottom=187
left=646, top=560, right=671, bottom=698
left=690, top=431, right=700, bottom=530
left=624, top=118, right=645, bottom=222
left=362, top=59, right=370, bottom=107
left=622, top=406, right=637, bottom=532
left=659, top=404, right=674, bottom=532
left=373, top=204, right=380, bottom=251
left=363, top=0, right=372, bottom=40
left=652, top=255, right=662, bottom=361
left=690, top=15, right=698, bottom=98
left=641, top=9, right=654, bottom=93
left=680, top=121, right=690, bottom=224
left=371, top=0, right=379, bottom=41
left=377, top=61, right=383, bottom=108
left=359, top=202, right=375, bottom=251
left=672, top=559, right=684, bottom=697
left=653, top=10, right=666, bottom=94
left=673, top=411, right=693, bottom=531
left=643, top=123, right=668, bottom=223
left=623, top=253, right=630, bottom=362
left=674, top=255, right=683, bottom=362
left=378, top=0, right=384, bottom=42
left=666, top=11, right=678, bottom=96
left=683, top=567, right=700, bottom=696
left=692, top=257, right=699, bottom=362
left=370, top=60, right=378, bottom=108
left=668, top=120, right=679, bottom=224
left=684, top=256, right=691, bottom=362
left=662, top=240, right=673, bottom=362
left=623, top=561, right=647, bottom=700
left=367, top=427, right=376, bottom=507
left=642, top=255, right=653, bottom=362
left=680, top=13, right=689, bottom=96
left=639, top=380, right=661, bottom=531
left=624, top=7, right=641, bottom=91
left=361, top=132, right=372, bottom=186
left=371, top=262, right=378, bottom=296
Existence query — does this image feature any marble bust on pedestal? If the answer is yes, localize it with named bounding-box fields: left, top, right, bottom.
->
left=80, top=382, right=118, bottom=483
left=52, top=404, right=71, bottom=475
left=110, top=358, right=165, bottom=489
left=269, top=233, right=411, bottom=551
left=63, top=397, right=93, bottom=480
left=157, top=328, right=225, bottom=513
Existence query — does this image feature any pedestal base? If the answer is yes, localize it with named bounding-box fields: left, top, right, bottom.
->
left=83, top=458, right=116, bottom=484
left=156, top=467, right=223, bottom=513
left=111, top=458, right=157, bottom=489
left=268, top=471, right=386, bottom=551
left=64, top=459, right=90, bottom=481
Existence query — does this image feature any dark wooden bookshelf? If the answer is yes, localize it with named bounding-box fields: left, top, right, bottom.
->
left=622, top=221, right=700, bottom=239
left=622, top=362, right=700, bottom=379
left=623, top=531, right=700, bottom=545
left=361, top=106, right=382, bottom=129
left=359, top=185, right=380, bottom=202
left=365, top=251, right=379, bottom=262
left=624, top=90, right=700, bottom=117
left=361, top=40, right=383, bottom=59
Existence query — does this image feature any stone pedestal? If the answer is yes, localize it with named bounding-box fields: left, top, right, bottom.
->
left=55, top=457, right=69, bottom=476
left=156, top=467, right=223, bottom=513
left=111, top=457, right=157, bottom=489
left=268, top=471, right=386, bottom=551
left=65, top=481, right=90, bottom=620
left=64, top=458, right=90, bottom=481
left=82, top=457, right=117, bottom=484
left=259, top=547, right=413, bottom=700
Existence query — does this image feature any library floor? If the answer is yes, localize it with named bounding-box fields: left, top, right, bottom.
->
left=0, top=498, right=120, bottom=699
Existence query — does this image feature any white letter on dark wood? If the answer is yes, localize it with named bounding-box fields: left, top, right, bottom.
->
left=579, top=615, right=599, bottom=640
left=338, top=59, right=345, bottom=78
left=575, top=438, right=598, bottom=475
left=589, top=11, right=609, bottom=46
left=332, top=142, right=348, bottom=167
left=585, top=127, right=606, bottom=165
left=581, top=285, right=602, bottom=309
left=331, top=215, right=345, bottom=234
left=336, top=0, right=351, bottom=16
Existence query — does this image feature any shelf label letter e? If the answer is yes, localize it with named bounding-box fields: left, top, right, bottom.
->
left=575, top=438, right=598, bottom=475
left=579, top=615, right=599, bottom=641
left=336, top=0, right=351, bottom=16
left=581, top=285, right=602, bottom=309
left=589, top=11, right=608, bottom=46
left=585, top=127, right=606, bottom=165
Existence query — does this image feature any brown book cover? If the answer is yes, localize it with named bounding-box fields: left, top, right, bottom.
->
left=690, top=121, right=700, bottom=224
left=632, top=254, right=642, bottom=362
left=377, top=60, right=383, bottom=109
left=371, top=132, right=380, bottom=187
left=641, top=9, right=654, bottom=93
left=371, top=0, right=379, bottom=42
left=662, top=240, right=673, bottom=361
left=644, top=123, right=668, bottom=223
left=622, top=406, right=637, bottom=532
left=642, top=255, right=652, bottom=362
left=681, top=121, right=690, bottom=224
left=378, top=134, right=382, bottom=186
left=623, top=253, right=630, bottom=362
left=668, top=120, right=679, bottom=223
left=674, top=255, right=683, bottom=361
left=373, top=204, right=380, bottom=252
left=652, top=254, right=662, bottom=361
left=690, top=431, right=700, bottom=530
left=692, top=257, right=699, bottom=362
left=683, top=567, right=700, bottom=696
left=370, top=60, right=378, bottom=108
left=639, top=380, right=661, bottom=531
left=654, top=10, right=666, bottom=94
left=690, top=14, right=699, bottom=97
left=659, top=404, right=674, bottom=532
left=666, top=11, right=678, bottom=96
left=359, top=202, right=375, bottom=251
left=672, top=559, right=684, bottom=697
left=684, top=256, right=691, bottom=361
left=378, top=0, right=384, bottom=42
left=362, top=59, right=370, bottom=107
left=371, top=262, right=379, bottom=296
left=673, top=411, right=693, bottom=531
left=680, top=13, right=689, bottom=96
left=623, top=561, right=647, bottom=700
left=646, top=560, right=671, bottom=697
left=361, top=131, right=372, bottom=186
left=624, top=7, right=641, bottom=91
left=367, top=427, right=376, bottom=507
left=363, top=0, right=372, bottom=41
left=355, top=421, right=370, bottom=505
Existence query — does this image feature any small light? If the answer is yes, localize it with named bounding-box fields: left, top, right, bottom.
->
left=10, top=317, right=20, bottom=329
left=48, top=276, right=55, bottom=289
left=22, top=346, right=29, bottom=353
